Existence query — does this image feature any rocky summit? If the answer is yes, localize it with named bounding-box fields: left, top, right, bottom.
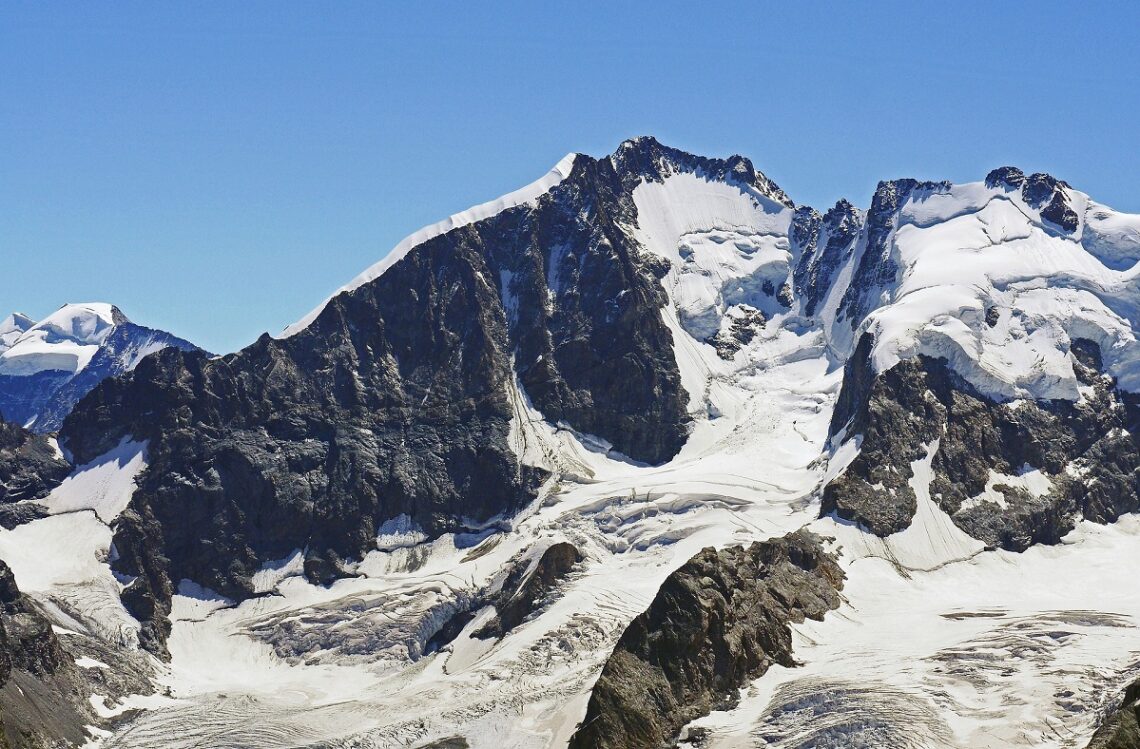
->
left=2, top=137, right=1140, bottom=748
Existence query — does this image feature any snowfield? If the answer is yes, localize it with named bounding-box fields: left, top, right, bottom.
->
left=4, top=150, right=1140, bottom=748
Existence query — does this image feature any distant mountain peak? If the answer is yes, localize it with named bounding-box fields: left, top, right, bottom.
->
left=0, top=303, right=202, bottom=431
left=0, top=312, right=35, bottom=354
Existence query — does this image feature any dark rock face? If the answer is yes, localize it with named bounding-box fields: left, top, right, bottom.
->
left=60, top=137, right=801, bottom=656
left=0, top=562, right=66, bottom=681
left=568, top=530, right=844, bottom=749
left=706, top=306, right=766, bottom=360
left=985, top=165, right=1027, bottom=190
left=1086, top=677, right=1140, bottom=748
left=0, top=561, right=89, bottom=748
left=608, top=136, right=792, bottom=210
left=426, top=540, right=581, bottom=653
left=836, top=179, right=950, bottom=330
left=473, top=541, right=581, bottom=640
left=822, top=335, right=942, bottom=535
left=0, top=418, right=69, bottom=506
left=63, top=262, right=549, bottom=656
left=0, top=315, right=202, bottom=433
left=824, top=335, right=1140, bottom=547
left=1023, top=172, right=1080, bottom=233
left=792, top=199, right=864, bottom=318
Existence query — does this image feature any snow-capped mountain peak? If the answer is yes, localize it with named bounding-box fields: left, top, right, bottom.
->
left=0, top=303, right=122, bottom=377
left=5, top=140, right=1140, bottom=748
left=0, top=312, right=34, bottom=354
left=0, top=303, right=202, bottom=431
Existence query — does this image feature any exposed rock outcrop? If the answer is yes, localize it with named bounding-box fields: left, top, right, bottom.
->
left=473, top=541, right=581, bottom=640
left=426, top=540, right=582, bottom=653
left=0, top=561, right=87, bottom=748
left=792, top=199, right=863, bottom=318
left=835, top=179, right=950, bottom=331
left=1086, top=677, right=1140, bottom=748
left=568, top=530, right=844, bottom=749
left=824, top=334, right=1140, bottom=548
left=986, top=166, right=1080, bottom=232
left=0, top=418, right=69, bottom=508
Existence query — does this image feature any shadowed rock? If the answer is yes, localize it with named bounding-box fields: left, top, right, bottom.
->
left=0, top=561, right=87, bottom=747
left=824, top=334, right=1140, bottom=548
left=1086, top=677, right=1140, bottom=748
left=474, top=541, right=581, bottom=640
left=0, top=418, right=69, bottom=507
left=568, top=530, right=844, bottom=749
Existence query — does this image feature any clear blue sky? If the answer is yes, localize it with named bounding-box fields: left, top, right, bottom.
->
left=3, top=2, right=1138, bottom=354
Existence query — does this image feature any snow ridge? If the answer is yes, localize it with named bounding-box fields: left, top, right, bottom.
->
left=280, top=153, right=579, bottom=337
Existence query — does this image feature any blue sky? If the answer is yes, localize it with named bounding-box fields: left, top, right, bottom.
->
left=3, top=2, right=1138, bottom=353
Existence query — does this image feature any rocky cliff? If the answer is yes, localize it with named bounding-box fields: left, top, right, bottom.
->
left=568, top=530, right=844, bottom=749
left=57, top=138, right=804, bottom=656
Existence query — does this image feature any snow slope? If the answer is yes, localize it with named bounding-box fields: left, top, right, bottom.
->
left=843, top=179, right=1140, bottom=400
left=0, top=312, right=34, bottom=353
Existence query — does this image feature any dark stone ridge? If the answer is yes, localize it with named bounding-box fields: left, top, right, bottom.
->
left=1023, top=172, right=1080, bottom=233
left=0, top=418, right=69, bottom=506
left=0, top=309, right=204, bottom=433
left=824, top=335, right=1140, bottom=547
left=1023, top=172, right=1071, bottom=206
left=0, top=503, right=49, bottom=531
left=985, top=168, right=1080, bottom=232
left=984, top=166, right=1027, bottom=190
left=792, top=199, right=864, bottom=318
left=568, top=530, right=844, bottom=749
left=416, top=739, right=469, bottom=749
left=60, top=137, right=792, bottom=656
left=609, top=136, right=793, bottom=209
left=822, top=333, right=940, bottom=534
left=0, top=560, right=88, bottom=748
left=706, top=306, right=766, bottom=360
left=426, top=540, right=582, bottom=653
left=473, top=540, right=581, bottom=640
left=1086, top=677, right=1140, bottom=748
left=836, top=179, right=951, bottom=330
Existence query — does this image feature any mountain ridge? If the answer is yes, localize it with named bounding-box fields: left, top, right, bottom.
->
left=0, top=303, right=204, bottom=433
left=2, top=137, right=1139, bottom=747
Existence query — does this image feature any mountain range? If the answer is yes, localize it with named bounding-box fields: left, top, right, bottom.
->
left=0, top=304, right=202, bottom=433
left=1, top=137, right=1139, bottom=748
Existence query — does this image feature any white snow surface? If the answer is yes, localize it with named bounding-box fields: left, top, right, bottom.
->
left=0, top=303, right=118, bottom=376
left=5, top=156, right=1140, bottom=747
left=0, top=312, right=34, bottom=354
left=852, top=181, right=1140, bottom=400
left=280, top=153, right=579, bottom=338
left=0, top=440, right=147, bottom=648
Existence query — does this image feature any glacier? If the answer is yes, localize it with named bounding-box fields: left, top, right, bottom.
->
left=2, top=139, right=1139, bottom=748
